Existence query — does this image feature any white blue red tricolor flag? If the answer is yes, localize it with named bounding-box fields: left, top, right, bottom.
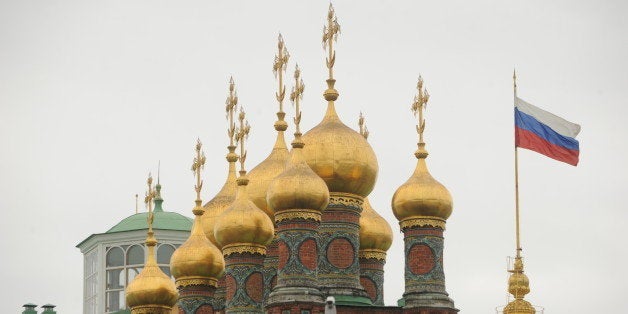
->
left=514, top=97, right=581, bottom=166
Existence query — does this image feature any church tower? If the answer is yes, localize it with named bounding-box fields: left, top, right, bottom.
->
left=265, top=65, right=329, bottom=313
left=201, top=77, right=241, bottom=312
left=170, top=140, right=225, bottom=313
left=392, top=77, right=458, bottom=313
left=247, top=33, right=293, bottom=304
left=214, top=107, right=275, bottom=314
left=301, top=4, right=378, bottom=305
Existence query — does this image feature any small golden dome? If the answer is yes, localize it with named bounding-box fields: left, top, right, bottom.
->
left=391, top=148, right=453, bottom=222
left=214, top=176, right=275, bottom=249
left=359, top=198, right=393, bottom=252
left=126, top=232, right=177, bottom=312
left=302, top=101, right=378, bottom=197
left=170, top=208, right=225, bottom=287
left=267, top=137, right=330, bottom=214
left=201, top=149, right=238, bottom=248
left=247, top=127, right=290, bottom=220
left=171, top=139, right=225, bottom=287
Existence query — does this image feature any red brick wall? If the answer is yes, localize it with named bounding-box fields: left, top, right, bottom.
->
left=408, top=244, right=435, bottom=275
left=299, top=238, right=318, bottom=270
left=327, top=238, right=355, bottom=269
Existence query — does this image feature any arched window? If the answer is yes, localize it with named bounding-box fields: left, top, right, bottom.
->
left=126, top=245, right=144, bottom=286
left=105, top=246, right=125, bottom=313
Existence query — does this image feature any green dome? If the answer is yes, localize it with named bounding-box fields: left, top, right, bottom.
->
left=106, top=211, right=192, bottom=233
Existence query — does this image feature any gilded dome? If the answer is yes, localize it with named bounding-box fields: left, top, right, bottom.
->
left=267, top=137, right=330, bottom=214
left=170, top=207, right=225, bottom=286
left=301, top=102, right=378, bottom=197
left=359, top=198, right=393, bottom=252
left=126, top=232, right=177, bottom=312
left=392, top=145, right=453, bottom=222
left=214, top=177, right=275, bottom=249
left=247, top=117, right=290, bottom=220
left=201, top=149, right=238, bottom=248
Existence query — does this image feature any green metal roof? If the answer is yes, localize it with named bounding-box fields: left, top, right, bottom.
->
left=333, top=295, right=373, bottom=306
left=106, top=211, right=192, bottom=233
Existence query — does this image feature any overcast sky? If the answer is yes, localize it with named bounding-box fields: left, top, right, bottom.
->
left=1, top=1, right=627, bottom=313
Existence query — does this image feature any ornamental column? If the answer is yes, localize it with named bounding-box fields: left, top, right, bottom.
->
left=392, top=77, right=457, bottom=313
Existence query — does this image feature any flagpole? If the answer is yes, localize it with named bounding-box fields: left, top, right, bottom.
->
left=513, top=69, right=521, bottom=258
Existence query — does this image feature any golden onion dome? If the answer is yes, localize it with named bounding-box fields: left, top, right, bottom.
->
left=247, top=123, right=289, bottom=220
left=359, top=198, right=393, bottom=252
left=391, top=148, right=453, bottom=222
left=126, top=231, right=177, bottom=313
left=392, top=76, right=452, bottom=223
left=267, top=134, right=330, bottom=214
left=214, top=175, right=275, bottom=249
left=170, top=140, right=225, bottom=287
left=301, top=101, right=378, bottom=197
left=170, top=206, right=225, bottom=287
left=201, top=147, right=238, bottom=248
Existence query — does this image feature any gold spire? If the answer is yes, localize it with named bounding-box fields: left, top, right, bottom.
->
left=301, top=4, right=378, bottom=198
left=267, top=65, right=329, bottom=219
left=201, top=77, right=239, bottom=247
left=247, top=35, right=291, bottom=219
left=135, top=194, right=138, bottom=214
left=357, top=114, right=392, bottom=259
left=126, top=174, right=177, bottom=314
left=503, top=257, right=535, bottom=314
left=412, top=75, right=430, bottom=159
left=170, top=140, right=225, bottom=288
left=215, top=108, right=275, bottom=255
left=322, top=3, right=340, bottom=101
left=392, top=76, right=452, bottom=228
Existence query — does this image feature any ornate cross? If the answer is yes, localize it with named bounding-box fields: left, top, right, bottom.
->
left=322, top=3, right=340, bottom=80
left=191, top=139, right=206, bottom=205
left=290, top=64, right=305, bottom=135
left=411, top=76, right=430, bottom=144
left=144, top=173, right=156, bottom=231
left=236, top=108, right=250, bottom=174
left=226, top=77, right=238, bottom=147
left=273, top=34, right=290, bottom=114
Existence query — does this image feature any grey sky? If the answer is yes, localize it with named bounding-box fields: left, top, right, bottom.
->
left=1, top=0, right=627, bottom=313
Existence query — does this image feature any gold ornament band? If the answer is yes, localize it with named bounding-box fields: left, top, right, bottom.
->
left=400, top=216, right=446, bottom=231
left=328, top=192, right=364, bottom=208
left=222, top=243, right=267, bottom=256
left=175, top=276, right=218, bottom=289
left=359, top=249, right=387, bottom=261
left=130, top=305, right=174, bottom=314
left=275, top=209, right=322, bottom=223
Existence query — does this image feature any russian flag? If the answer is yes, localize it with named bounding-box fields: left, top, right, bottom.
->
left=514, top=97, right=581, bottom=166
